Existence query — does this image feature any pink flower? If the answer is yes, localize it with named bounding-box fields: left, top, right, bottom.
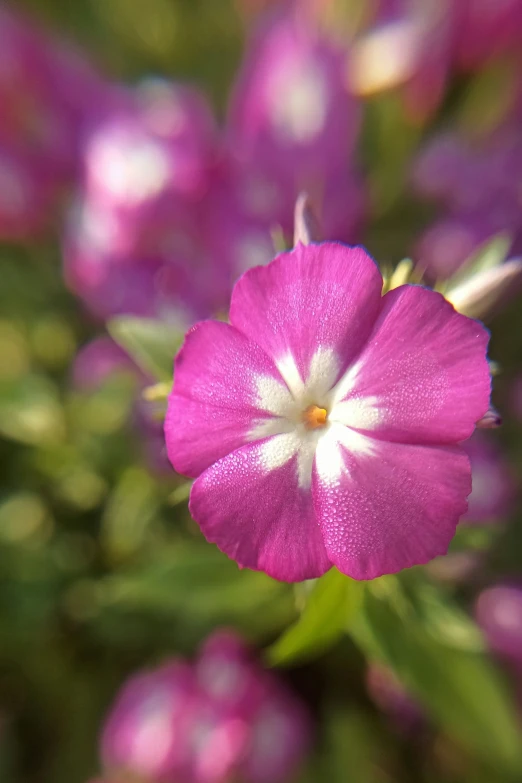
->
left=462, top=433, right=515, bottom=524
left=180, top=684, right=253, bottom=783
left=165, top=241, right=491, bottom=582
left=63, top=195, right=208, bottom=322
left=100, top=631, right=311, bottom=783
left=226, top=7, right=364, bottom=243
left=238, top=686, right=311, bottom=783
left=64, top=80, right=222, bottom=322
left=84, top=80, right=217, bottom=219
left=196, top=631, right=263, bottom=716
left=101, top=660, right=196, bottom=782
left=228, top=10, right=360, bottom=176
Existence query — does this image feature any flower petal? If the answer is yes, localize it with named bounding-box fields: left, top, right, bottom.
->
left=189, top=435, right=331, bottom=582
left=229, top=242, right=383, bottom=383
left=331, top=285, right=490, bottom=445
left=313, top=434, right=471, bottom=580
left=165, top=321, right=293, bottom=477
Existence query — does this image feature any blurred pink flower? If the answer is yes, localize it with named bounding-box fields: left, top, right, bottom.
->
left=228, top=9, right=360, bottom=173
left=475, top=585, right=522, bottom=668
left=462, top=433, right=515, bottom=524
left=101, top=660, right=196, bottom=782
left=64, top=80, right=225, bottom=322
left=414, top=216, right=493, bottom=281
left=226, top=7, right=364, bottom=244
left=0, top=7, right=110, bottom=194
left=411, top=133, right=474, bottom=204
left=412, top=128, right=522, bottom=278
left=100, top=631, right=311, bottom=783
left=455, top=0, right=522, bottom=71
left=72, top=336, right=137, bottom=391
left=366, top=662, right=424, bottom=733
left=0, top=140, right=56, bottom=239
left=84, top=80, right=217, bottom=218
left=63, top=191, right=212, bottom=323
left=239, top=686, right=311, bottom=783
left=349, top=0, right=456, bottom=123
left=165, top=241, right=490, bottom=582
left=196, top=631, right=265, bottom=716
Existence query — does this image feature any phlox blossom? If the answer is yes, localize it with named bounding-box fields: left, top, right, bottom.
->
left=165, top=242, right=491, bottom=582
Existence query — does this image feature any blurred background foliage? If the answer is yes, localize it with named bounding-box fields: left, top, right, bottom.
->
left=2, top=1, right=522, bottom=782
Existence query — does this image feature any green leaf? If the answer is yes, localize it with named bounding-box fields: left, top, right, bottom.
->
left=101, top=467, right=160, bottom=562
left=95, top=544, right=295, bottom=645
left=108, top=316, right=183, bottom=381
left=267, top=568, right=363, bottom=666
left=351, top=576, right=522, bottom=773
left=0, top=374, right=65, bottom=446
left=320, top=706, right=386, bottom=783
left=457, top=57, right=519, bottom=139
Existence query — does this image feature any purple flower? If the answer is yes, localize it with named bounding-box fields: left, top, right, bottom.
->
left=475, top=585, right=522, bottom=668
left=462, top=433, right=515, bottom=524
left=165, top=242, right=491, bottom=582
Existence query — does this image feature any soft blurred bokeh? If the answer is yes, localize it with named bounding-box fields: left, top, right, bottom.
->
left=2, top=0, right=522, bottom=781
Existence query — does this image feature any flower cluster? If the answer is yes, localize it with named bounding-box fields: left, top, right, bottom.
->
left=98, top=631, right=311, bottom=783
left=60, top=7, right=363, bottom=326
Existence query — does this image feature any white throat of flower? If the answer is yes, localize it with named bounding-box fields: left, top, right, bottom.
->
left=250, top=347, right=381, bottom=488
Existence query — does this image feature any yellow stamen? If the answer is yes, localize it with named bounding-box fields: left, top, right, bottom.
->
left=303, top=404, right=328, bottom=430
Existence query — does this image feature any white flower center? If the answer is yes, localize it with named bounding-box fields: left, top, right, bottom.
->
left=250, top=347, right=382, bottom=488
